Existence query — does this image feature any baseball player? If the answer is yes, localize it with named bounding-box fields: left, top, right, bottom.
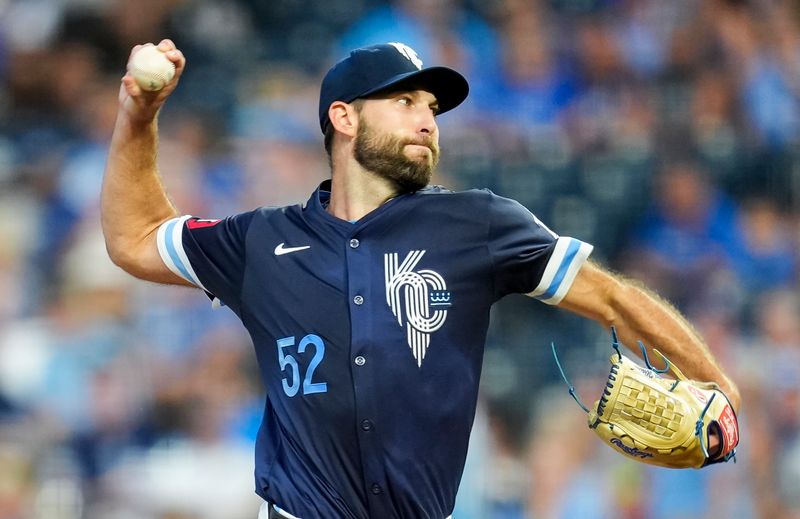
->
left=101, top=40, right=741, bottom=519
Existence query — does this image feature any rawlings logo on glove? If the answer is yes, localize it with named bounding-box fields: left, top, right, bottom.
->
left=552, top=328, right=739, bottom=469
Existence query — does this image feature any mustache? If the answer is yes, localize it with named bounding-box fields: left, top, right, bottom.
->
left=402, top=136, right=438, bottom=152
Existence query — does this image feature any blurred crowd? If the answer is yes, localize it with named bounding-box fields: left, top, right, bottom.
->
left=0, top=0, right=798, bottom=518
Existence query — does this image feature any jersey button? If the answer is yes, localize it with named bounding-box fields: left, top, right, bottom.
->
left=353, top=295, right=364, bottom=305
left=371, top=484, right=382, bottom=495
left=349, top=238, right=360, bottom=248
left=354, top=355, right=366, bottom=366
left=360, top=419, right=373, bottom=431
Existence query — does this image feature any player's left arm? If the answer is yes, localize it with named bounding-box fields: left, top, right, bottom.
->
left=557, top=260, right=741, bottom=413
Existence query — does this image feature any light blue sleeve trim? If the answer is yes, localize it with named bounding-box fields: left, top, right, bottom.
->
left=527, top=237, right=593, bottom=305
left=156, top=215, right=208, bottom=291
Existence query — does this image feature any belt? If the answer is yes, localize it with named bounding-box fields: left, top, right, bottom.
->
left=259, top=502, right=300, bottom=519
left=259, top=500, right=453, bottom=519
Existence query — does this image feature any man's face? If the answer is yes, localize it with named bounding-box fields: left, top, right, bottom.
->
left=352, top=90, right=440, bottom=193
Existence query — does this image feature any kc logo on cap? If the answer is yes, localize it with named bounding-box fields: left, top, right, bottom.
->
left=388, top=42, right=423, bottom=70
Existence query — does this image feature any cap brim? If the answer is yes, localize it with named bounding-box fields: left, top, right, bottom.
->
left=355, top=66, right=469, bottom=116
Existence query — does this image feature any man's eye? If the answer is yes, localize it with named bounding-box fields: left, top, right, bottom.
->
left=398, top=97, right=411, bottom=106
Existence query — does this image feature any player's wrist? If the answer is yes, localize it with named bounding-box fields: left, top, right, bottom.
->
left=719, top=380, right=741, bottom=414
left=117, top=106, right=160, bottom=133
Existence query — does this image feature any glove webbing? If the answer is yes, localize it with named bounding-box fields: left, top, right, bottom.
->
left=611, top=378, right=684, bottom=437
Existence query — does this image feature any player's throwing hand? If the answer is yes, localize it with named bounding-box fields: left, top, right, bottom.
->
left=119, top=40, right=185, bottom=124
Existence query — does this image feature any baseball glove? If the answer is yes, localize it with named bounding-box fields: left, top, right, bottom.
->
left=552, top=328, right=739, bottom=469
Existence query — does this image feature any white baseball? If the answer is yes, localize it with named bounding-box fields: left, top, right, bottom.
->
left=128, top=45, right=176, bottom=92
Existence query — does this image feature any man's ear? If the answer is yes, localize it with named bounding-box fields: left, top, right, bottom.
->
left=329, top=101, right=358, bottom=138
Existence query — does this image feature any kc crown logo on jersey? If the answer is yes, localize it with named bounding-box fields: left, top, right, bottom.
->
left=385, top=250, right=451, bottom=367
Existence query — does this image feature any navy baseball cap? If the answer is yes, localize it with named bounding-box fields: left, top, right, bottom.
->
left=318, top=42, right=469, bottom=133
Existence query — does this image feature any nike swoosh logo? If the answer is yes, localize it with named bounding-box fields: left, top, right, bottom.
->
left=274, top=243, right=311, bottom=256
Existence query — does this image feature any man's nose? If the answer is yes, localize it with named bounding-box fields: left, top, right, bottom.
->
left=417, top=107, right=437, bottom=135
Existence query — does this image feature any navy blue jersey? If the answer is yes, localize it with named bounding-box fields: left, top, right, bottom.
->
left=156, top=181, right=593, bottom=519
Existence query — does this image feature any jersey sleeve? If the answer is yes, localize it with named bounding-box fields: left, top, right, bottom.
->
left=488, top=193, right=593, bottom=304
left=156, top=212, right=255, bottom=312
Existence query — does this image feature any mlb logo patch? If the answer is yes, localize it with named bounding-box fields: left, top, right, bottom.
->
left=187, top=218, right=221, bottom=229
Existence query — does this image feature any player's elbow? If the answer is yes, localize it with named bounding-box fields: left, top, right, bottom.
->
left=102, top=230, right=154, bottom=280
left=558, top=261, right=623, bottom=326
left=104, top=235, right=138, bottom=273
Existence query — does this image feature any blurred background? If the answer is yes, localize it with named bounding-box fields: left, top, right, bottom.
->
left=0, top=0, right=798, bottom=517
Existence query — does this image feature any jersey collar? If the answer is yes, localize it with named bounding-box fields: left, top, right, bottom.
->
left=305, top=180, right=418, bottom=231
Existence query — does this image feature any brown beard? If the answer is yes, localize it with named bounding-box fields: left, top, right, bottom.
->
left=353, top=117, right=440, bottom=193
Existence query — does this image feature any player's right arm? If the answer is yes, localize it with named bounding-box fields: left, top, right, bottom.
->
left=558, top=261, right=741, bottom=413
left=101, top=40, right=190, bottom=285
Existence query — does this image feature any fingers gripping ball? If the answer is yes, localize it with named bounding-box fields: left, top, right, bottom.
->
left=128, top=46, right=175, bottom=92
left=552, top=328, right=739, bottom=469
